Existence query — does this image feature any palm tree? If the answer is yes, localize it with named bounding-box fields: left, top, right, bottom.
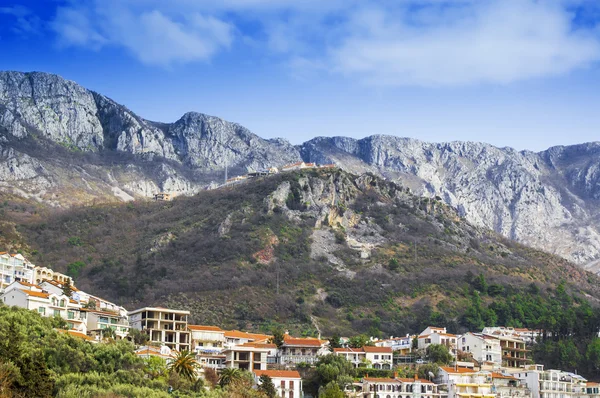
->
left=168, top=351, right=199, bottom=381
left=219, top=367, right=243, bottom=388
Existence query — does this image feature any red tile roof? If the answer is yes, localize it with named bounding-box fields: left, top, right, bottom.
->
left=224, top=330, right=271, bottom=341
left=440, top=366, right=476, bottom=374
left=255, top=370, right=301, bottom=379
left=363, top=346, right=393, bottom=353
left=22, top=290, right=50, bottom=298
left=283, top=335, right=326, bottom=347
left=188, top=325, right=223, bottom=332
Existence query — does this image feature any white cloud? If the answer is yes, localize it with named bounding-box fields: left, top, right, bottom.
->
left=47, top=0, right=600, bottom=85
left=0, top=5, right=42, bottom=36
left=329, top=0, right=600, bottom=86
left=51, top=1, right=234, bottom=66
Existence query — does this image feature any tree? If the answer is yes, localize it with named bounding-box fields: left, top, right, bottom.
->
left=329, top=333, right=341, bottom=349
left=143, top=356, right=167, bottom=379
left=128, top=328, right=149, bottom=346
left=270, top=327, right=285, bottom=349
left=101, top=327, right=116, bottom=340
left=426, top=344, right=452, bottom=365
left=219, top=367, right=243, bottom=388
left=348, top=334, right=370, bottom=348
left=62, top=279, right=73, bottom=298
left=258, top=375, right=277, bottom=398
left=84, top=300, right=97, bottom=310
left=168, top=351, right=199, bottom=382
left=204, top=367, right=220, bottom=388
left=319, top=382, right=345, bottom=398
left=586, top=338, right=600, bottom=371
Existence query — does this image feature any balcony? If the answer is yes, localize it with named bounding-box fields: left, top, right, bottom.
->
left=280, top=355, right=319, bottom=365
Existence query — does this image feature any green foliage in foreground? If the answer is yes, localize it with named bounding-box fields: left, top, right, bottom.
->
left=0, top=305, right=262, bottom=397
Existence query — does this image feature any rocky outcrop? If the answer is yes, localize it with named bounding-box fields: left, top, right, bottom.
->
left=3, top=70, right=600, bottom=267
left=300, top=136, right=600, bottom=265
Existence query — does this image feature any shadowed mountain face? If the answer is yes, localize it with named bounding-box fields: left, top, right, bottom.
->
left=2, top=70, right=600, bottom=267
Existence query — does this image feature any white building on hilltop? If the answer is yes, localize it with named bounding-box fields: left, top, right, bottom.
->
left=458, top=332, right=502, bottom=365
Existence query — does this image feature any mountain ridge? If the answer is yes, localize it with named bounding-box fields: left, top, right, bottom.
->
left=2, top=70, right=600, bottom=269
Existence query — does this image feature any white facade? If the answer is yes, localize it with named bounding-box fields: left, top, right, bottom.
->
left=334, top=346, right=394, bottom=369
left=1, top=281, right=86, bottom=334
left=458, top=333, right=502, bottom=365
left=510, top=365, right=586, bottom=398
left=418, top=330, right=458, bottom=356
left=0, top=253, right=35, bottom=291
left=255, top=370, right=303, bottom=398
left=375, top=335, right=413, bottom=354
left=362, top=377, right=439, bottom=398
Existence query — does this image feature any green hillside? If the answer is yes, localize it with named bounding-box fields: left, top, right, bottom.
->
left=1, top=169, right=599, bottom=338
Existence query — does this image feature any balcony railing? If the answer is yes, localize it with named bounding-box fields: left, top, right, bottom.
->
left=280, top=355, right=319, bottom=364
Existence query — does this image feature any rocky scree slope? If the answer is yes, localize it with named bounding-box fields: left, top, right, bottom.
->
left=6, top=169, right=600, bottom=336
left=2, top=70, right=600, bottom=267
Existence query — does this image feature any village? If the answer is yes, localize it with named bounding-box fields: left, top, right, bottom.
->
left=2, top=251, right=598, bottom=397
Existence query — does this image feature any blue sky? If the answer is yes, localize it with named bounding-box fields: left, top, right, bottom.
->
left=1, top=0, right=600, bottom=151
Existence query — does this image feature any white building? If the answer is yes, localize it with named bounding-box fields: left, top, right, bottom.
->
left=510, top=365, right=586, bottom=398
left=254, top=370, right=303, bottom=398
left=129, top=307, right=191, bottom=352
left=333, top=346, right=394, bottom=369
left=0, top=252, right=35, bottom=290
left=223, top=342, right=276, bottom=371
left=458, top=332, right=502, bottom=365
left=482, top=327, right=542, bottom=345
left=1, top=280, right=86, bottom=334
left=361, top=375, right=439, bottom=398
left=418, top=327, right=457, bottom=356
left=279, top=334, right=329, bottom=365
left=375, top=335, right=413, bottom=355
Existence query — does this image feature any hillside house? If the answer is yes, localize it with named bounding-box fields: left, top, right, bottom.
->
left=375, top=335, right=413, bottom=355
left=129, top=307, right=191, bottom=352
left=0, top=252, right=35, bottom=290
left=510, top=365, right=586, bottom=398
left=1, top=281, right=86, bottom=334
left=254, top=370, right=303, bottom=398
left=458, top=332, right=502, bottom=365
left=418, top=327, right=457, bottom=356
left=361, top=375, right=439, bottom=398
left=153, top=192, right=173, bottom=201
left=279, top=334, right=329, bottom=365
left=34, top=266, right=72, bottom=285
left=83, top=308, right=130, bottom=340
left=224, top=330, right=271, bottom=347
left=223, top=342, right=276, bottom=371
left=334, top=346, right=393, bottom=369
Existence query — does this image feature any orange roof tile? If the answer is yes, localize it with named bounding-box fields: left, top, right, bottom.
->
left=283, top=335, right=326, bottom=346
left=224, top=330, right=271, bottom=340
left=188, top=325, right=223, bottom=332
left=16, top=280, right=40, bottom=288
left=440, top=367, right=476, bottom=374
left=57, top=329, right=94, bottom=341
left=241, top=342, right=277, bottom=349
left=364, top=377, right=398, bottom=383
left=363, top=346, right=393, bottom=353
left=21, top=290, right=50, bottom=298
left=491, top=373, right=517, bottom=380
left=254, top=370, right=301, bottom=379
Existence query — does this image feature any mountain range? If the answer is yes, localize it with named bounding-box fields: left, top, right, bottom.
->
left=2, top=70, right=600, bottom=270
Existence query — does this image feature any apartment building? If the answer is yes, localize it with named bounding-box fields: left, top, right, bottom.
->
left=437, top=367, right=495, bottom=398
left=129, top=307, right=191, bottom=352
left=1, top=280, right=86, bottom=333
left=189, top=325, right=228, bottom=370
left=333, top=346, right=393, bottom=369
left=34, top=266, right=72, bottom=286
left=375, top=335, right=413, bottom=355
left=84, top=308, right=130, bottom=340
left=279, top=334, right=329, bottom=365
left=361, top=375, right=440, bottom=398
left=418, top=327, right=458, bottom=356
left=224, top=330, right=271, bottom=347
left=482, top=327, right=542, bottom=345
left=458, top=332, right=502, bottom=365
left=255, top=370, right=303, bottom=398
left=510, top=365, right=587, bottom=398
left=223, top=342, right=276, bottom=371
left=0, top=252, right=35, bottom=290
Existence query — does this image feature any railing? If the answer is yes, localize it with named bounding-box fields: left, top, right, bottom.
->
left=280, top=355, right=319, bottom=364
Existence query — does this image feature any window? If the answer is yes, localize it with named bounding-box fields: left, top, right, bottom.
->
left=53, top=309, right=60, bottom=317
left=38, top=307, right=45, bottom=315
left=67, top=322, right=74, bottom=329
left=375, top=355, right=380, bottom=360
left=67, top=311, right=75, bottom=320
left=59, top=299, right=65, bottom=307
